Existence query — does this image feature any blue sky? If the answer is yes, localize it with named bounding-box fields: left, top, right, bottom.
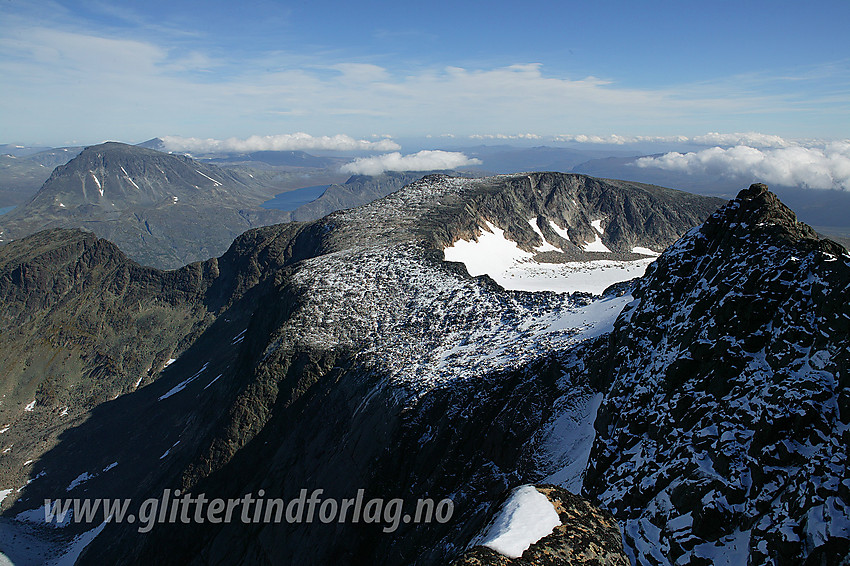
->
left=1, top=0, right=848, bottom=146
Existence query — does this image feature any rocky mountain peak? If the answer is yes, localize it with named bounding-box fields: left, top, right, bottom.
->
left=706, top=182, right=845, bottom=252
left=0, top=142, right=296, bottom=268
left=734, top=182, right=814, bottom=235
left=651, top=183, right=848, bottom=280
left=586, top=185, right=850, bottom=563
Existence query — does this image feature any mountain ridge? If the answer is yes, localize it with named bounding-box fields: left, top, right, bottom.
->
left=3, top=178, right=844, bottom=564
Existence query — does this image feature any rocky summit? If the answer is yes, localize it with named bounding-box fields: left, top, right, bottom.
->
left=583, top=183, right=850, bottom=563
left=0, top=175, right=846, bottom=565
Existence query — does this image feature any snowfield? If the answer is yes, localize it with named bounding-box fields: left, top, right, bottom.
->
left=443, top=220, right=654, bottom=294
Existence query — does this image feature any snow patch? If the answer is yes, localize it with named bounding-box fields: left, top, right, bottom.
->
left=689, top=529, right=751, bottom=565
left=158, top=363, right=208, bottom=401
left=48, top=521, right=107, bottom=566
left=24, top=399, right=36, bottom=412
left=195, top=169, right=222, bottom=186
left=444, top=221, right=534, bottom=276
left=528, top=219, right=561, bottom=252
left=17, top=502, right=73, bottom=527
left=120, top=166, right=140, bottom=190
left=89, top=172, right=103, bottom=196
left=538, top=392, right=604, bottom=491
left=231, top=329, right=247, bottom=345
left=66, top=472, right=93, bottom=492
left=548, top=220, right=571, bottom=241
left=477, top=485, right=561, bottom=558
left=444, top=221, right=648, bottom=294
left=501, top=259, right=653, bottom=295
left=631, top=246, right=660, bottom=256
left=159, top=440, right=180, bottom=460
left=582, top=233, right=611, bottom=253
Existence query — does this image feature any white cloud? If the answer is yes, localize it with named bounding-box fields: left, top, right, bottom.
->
left=551, top=132, right=799, bottom=147
left=2, top=15, right=847, bottom=145
left=690, top=132, right=793, bottom=148
left=552, top=134, right=691, bottom=145
left=6, top=25, right=803, bottom=144
left=330, top=63, right=390, bottom=83
left=160, top=133, right=400, bottom=153
left=636, top=141, right=850, bottom=190
left=340, top=150, right=481, bottom=175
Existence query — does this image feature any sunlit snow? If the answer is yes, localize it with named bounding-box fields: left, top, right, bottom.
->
left=527, top=219, right=561, bottom=252
left=195, top=170, right=222, bottom=186
left=477, top=485, right=561, bottom=558
left=631, top=246, right=660, bottom=256
left=548, top=220, right=571, bottom=241
left=89, top=172, right=103, bottom=197
left=443, top=222, right=653, bottom=294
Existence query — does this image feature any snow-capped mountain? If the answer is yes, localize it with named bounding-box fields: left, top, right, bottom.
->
left=0, top=142, right=292, bottom=268
left=0, top=174, right=844, bottom=565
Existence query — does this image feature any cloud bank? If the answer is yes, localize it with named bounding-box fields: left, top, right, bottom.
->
left=160, top=133, right=400, bottom=154
left=341, top=151, right=481, bottom=175
left=689, top=132, right=793, bottom=149
left=553, top=132, right=799, bottom=148
left=636, top=141, right=850, bottom=190
left=553, top=134, right=691, bottom=145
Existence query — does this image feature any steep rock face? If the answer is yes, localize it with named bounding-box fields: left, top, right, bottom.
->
left=0, top=173, right=724, bottom=565
left=0, top=229, right=210, bottom=492
left=583, top=184, right=850, bottom=563
left=0, top=221, right=319, bottom=505
left=0, top=143, right=293, bottom=268
left=420, top=173, right=724, bottom=258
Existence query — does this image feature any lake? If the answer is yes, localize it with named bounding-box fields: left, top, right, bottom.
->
left=0, top=206, right=16, bottom=216
left=261, top=185, right=329, bottom=211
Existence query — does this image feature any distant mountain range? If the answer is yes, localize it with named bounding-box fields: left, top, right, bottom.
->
left=0, top=142, right=294, bottom=268
left=0, top=147, right=84, bottom=208
left=0, top=143, right=484, bottom=269
left=5, top=140, right=848, bottom=243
